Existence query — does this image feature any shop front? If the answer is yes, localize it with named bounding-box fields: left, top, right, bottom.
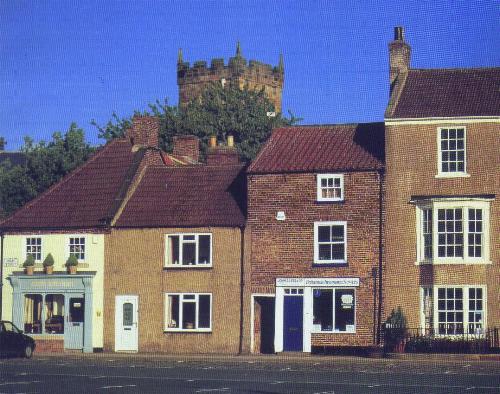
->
left=8, top=273, right=95, bottom=353
left=274, top=277, right=359, bottom=352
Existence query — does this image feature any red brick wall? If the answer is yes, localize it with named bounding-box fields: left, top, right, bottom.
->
left=248, top=171, right=383, bottom=347
left=34, top=338, right=64, bottom=353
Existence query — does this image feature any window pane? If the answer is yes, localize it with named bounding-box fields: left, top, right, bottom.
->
left=182, top=243, right=196, bottom=265
left=313, top=289, right=333, bottom=331
left=45, top=294, right=65, bottom=334
left=335, top=289, right=355, bottom=332
left=318, top=226, right=330, bottom=242
left=331, top=226, right=344, bottom=241
left=318, top=244, right=331, bottom=260
left=198, top=295, right=211, bottom=328
left=169, top=236, right=180, bottom=264
left=182, top=301, right=196, bottom=329
left=331, top=244, right=345, bottom=260
left=24, top=294, right=42, bottom=334
left=167, top=295, right=179, bottom=328
left=198, top=235, right=211, bottom=264
left=123, top=302, right=133, bottom=327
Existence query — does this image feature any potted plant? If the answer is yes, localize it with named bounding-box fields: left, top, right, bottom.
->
left=43, top=253, right=55, bottom=274
left=23, top=254, right=35, bottom=275
left=65, top=255, right=78, bottom=274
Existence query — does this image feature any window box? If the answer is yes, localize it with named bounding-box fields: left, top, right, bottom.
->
left=314, top=221, right=347, bottom=265
left=317, top=174, right=344, bottom=202
left=165, top=234, right=212, bottom=267
left=164, top=293, right=212, bottom=332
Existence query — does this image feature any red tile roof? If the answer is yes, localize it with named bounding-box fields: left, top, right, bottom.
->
left=389, top=68, right=500, bottom=118
left=0, top=139, right=138, bottom=230
left=115, top=165, right=246, bottom=228
left=247, top=123, right=384, bottom=174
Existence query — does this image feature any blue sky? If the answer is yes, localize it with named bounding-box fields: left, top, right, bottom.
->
left=1, top=0, right=499, bottom=150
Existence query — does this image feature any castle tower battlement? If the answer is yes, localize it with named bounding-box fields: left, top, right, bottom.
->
left=177, top=43, right=284, bottom=112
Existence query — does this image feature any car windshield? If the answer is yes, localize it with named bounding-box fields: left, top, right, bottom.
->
left=3, top=322, right=20, bottom=334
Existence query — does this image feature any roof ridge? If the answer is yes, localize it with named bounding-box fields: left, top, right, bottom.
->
left=0, top=139, right=128, bottom=228
left=410, top=67, right=500, bottom=72
left=275, top=122, right=384, bottom=130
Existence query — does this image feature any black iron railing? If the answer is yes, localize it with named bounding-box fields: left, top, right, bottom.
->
left=382, top=326, right=500, bottom=354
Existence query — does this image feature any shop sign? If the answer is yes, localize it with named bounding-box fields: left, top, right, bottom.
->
left=3, top=258, right=19, bottom=267
left=276, top=277, right=359, bottom=287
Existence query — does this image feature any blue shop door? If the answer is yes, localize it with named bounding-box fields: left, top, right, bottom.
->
left=64, top=295, right=85, bottom=349
left=283, top=295, right=303, bottom=351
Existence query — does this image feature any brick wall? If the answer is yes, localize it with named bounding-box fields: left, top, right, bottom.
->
left=103, top=227, right=243, bottom=354
left=384, top=121, right=500, bottom=328
left=248, top=170, right=383, bottom=347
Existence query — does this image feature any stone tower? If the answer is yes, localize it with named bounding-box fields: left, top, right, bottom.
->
left=177, top=43, right=284, bottom=113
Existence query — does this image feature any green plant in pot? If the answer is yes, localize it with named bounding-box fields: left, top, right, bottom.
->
left=65, top=255, right=78, bottom=274
left=23, top=254, right=35, bottom=275
left=43, top=253, right=55, bottom=274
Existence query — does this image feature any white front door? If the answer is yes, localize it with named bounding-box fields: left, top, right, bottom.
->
left=115, top=295, right=138, bottom=352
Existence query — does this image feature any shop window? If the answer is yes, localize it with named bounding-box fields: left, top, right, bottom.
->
left=69, top=237, right=85, bottom=260
left=165, top=234, right=212, bottom=267
left=45, top=294, right=65, bottom=334
left=26, top=237, right=42, bottom=261
left=24, top=294, right=42, bottom=334
left=164, top=293, right=212, bottom=331
left=312, top=288, right=355, bottom=333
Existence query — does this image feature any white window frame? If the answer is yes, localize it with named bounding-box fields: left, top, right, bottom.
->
left=164, top=233, right=213, bottom=267
left=420, top=285, right=487, bottom=336
left=311, top=287, right=356, bottom=334
left=67, top=235, right=86, bottom=262
left=436, top=127, right=469, bottom=178
left=415, top=200, right=490, bottom=265
left=25, top=236, right=43, bottom=262
left=314, top=221, right=347, bottom=265
left=316, top=174, right=344, bottom=202
left=164, top=293, right=212, bottom=332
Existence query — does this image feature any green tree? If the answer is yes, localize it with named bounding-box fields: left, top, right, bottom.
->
left=93, top=84, right=299, bottom=162
left=0, top=123, right=94, bottom=216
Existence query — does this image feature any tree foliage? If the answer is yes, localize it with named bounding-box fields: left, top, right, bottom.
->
left=0, top=123, right=95, bottom=216
left=93, top=83, right=300, bottom=162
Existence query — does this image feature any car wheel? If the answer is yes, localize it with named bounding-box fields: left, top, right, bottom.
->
left=23, top=345, right=33, bottom=359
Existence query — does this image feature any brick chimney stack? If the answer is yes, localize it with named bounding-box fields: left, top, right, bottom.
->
left=127, top=115, right=160, bottom=148
left=389, top=26, right=411, bottom=92
left=206, top=135, right=239, bottom=166
left=172, top=135, right=200, bottom=163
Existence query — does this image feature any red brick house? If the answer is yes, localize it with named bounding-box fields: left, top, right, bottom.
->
left=246, top=123, right=385, bottom=353
left=384, top=28, right=500, bottom=334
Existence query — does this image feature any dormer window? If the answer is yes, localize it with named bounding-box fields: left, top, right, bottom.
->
left=317, top=174, right=344, bottom=202
left=437, top=127, right=467, bottom=177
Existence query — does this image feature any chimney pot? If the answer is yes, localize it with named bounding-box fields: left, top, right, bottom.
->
left=209, top=135, right=217, bottom=148
left=227, top=135, right=234, bottom=147
left=394, top=26, right=404, bottom=41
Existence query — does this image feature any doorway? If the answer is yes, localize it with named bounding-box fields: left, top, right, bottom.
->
left=254, top=296, right=275, bottom=354
left=115, top=295, right=138, bottom=352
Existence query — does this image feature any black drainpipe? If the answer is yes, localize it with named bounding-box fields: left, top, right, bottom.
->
left=0, top=232, right=4, bottom=321
left=238, top=226, right=245, bottom=355
left=376, top=169, right=384, bottom=345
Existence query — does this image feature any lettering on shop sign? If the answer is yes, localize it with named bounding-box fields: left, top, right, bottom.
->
left=276, top=277, right=360, bottom=287
left=3, top=258, right=19, bottom=267
left=29, top=280, right=73, bottom=288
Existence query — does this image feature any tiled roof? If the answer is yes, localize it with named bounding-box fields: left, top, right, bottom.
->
left=389, top=68, right=500, bottom=118
left=0, top=139, right=138, bottom=230
left=115, top=165, right=246, bottom=228
left=247, top=123, right=384, bottom=174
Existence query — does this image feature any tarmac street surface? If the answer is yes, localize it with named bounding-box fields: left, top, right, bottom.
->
left=0, top=353, right=499, bottom=394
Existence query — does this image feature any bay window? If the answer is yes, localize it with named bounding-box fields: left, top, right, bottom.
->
left=416, top=200, right=490, bottom=264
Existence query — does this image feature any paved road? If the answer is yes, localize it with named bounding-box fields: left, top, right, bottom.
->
left=0, top=353, right=499, bottom=394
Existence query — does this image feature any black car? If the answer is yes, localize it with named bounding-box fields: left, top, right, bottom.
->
left=0, top=320, right=36, bottom=358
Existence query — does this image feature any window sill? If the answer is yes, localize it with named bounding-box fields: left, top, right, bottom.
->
left=311, top=330, right=356, bottom=334
left=164, top=329, right=212, bottom=333
left=316, top=199, right=345, bottom=204
left=163, top=265, right=213, bottom=270
left=415, top=260, right=492, bottom=266
left=435, top=173, right=470, bottom=179
left=313, top=262, right=348, bottom=267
